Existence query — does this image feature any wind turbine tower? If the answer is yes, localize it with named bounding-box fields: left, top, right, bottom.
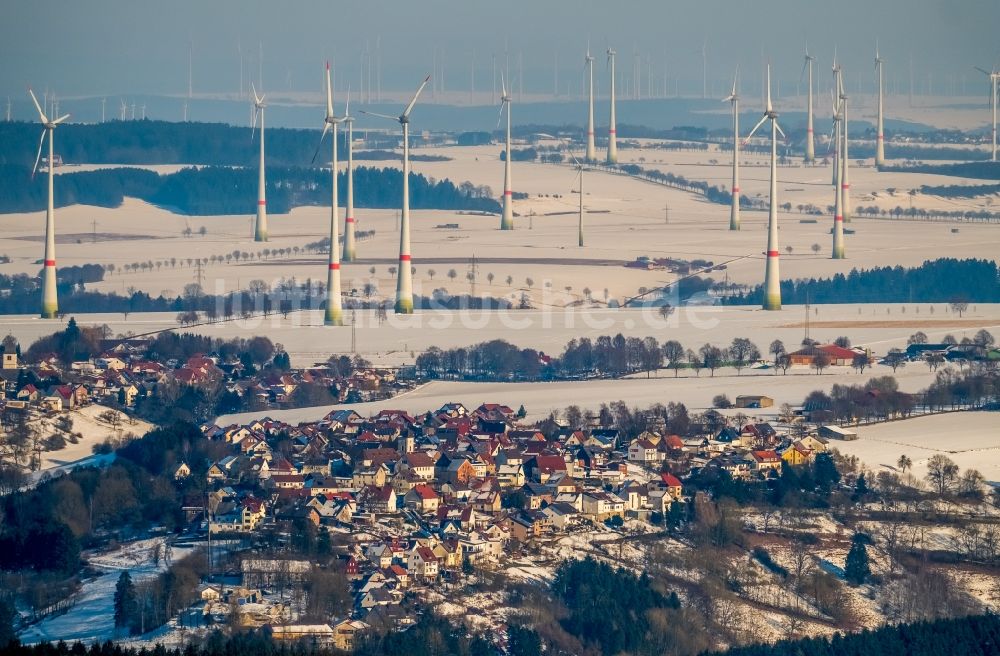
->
left=585, top=48, right=596, bottom=162
left=343, top=91, right=358, bottom=261
left=832, top=93, right=845, bottom=259
left=974, top=66, right=998, bottom=161
left=744, top=66, right=785, bottom=311
left=251, top=83, right=268, bottom=241
left=723, top=69, right=741, bottom=230
left=606, top=48, right=618, bottom=164
left=838, top=69, right=852, bottom=223
left=803, top=50, right=816, bottom=162
left=28, top=89, right=70, bottom=318
left=875, top=46, right=886, bottom=167
left=312, top=63, right=346, bottom=326
left=363, top=76, right=431, bottom=314
left=498, top=73, right=514, bottom=230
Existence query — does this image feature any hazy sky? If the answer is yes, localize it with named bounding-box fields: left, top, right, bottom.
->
left=4, top=0, right=999, bottom=100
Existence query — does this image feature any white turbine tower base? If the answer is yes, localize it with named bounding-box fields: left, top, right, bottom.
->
left=498, top=73, right=514, bottom=230
left=585, top=48, right=596, bottom=162
left=838, top=69, right=852, bottom=223
left=363, top=75, right=431, bottom=314
left=745, top=65, right=784, bottom=311
left=803, top=51, right=816, bottom=163
left=343, top=92, right=358, bottom=262
left=832, top=94, right=845, bottom=259
left=251, top=84, right=268, bottom=242
left=311, top=63, right=346, bottom=326
left=723, top=70, right=740, bottom=231
left=875, top=46, right=886, bottom=168
left=28, top=88, right=69, bottom=319
left=606, top=48, right=618, bottom=165
left=974, top=66, right=998, bottom=162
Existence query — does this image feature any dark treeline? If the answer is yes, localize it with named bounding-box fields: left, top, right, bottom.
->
left=0, top=120, right=423, bottom=169
left=415, top=333, right=667, bottom=382
left=2, top=613, right=998, bottom=656
left=701, top=613, right=1000, bottom=656
left=726, top=258, right=1000, bottom=305
left=879, top=160, right=1000, bottom=180
left=0, top=164, right=499, bottom=215
left=919, top=182, right=1000, bottom=198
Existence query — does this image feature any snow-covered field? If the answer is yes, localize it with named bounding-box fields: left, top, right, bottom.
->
left=833, top=412, right=1000, bottom=483
left=36, top=404, right=153, bottom=472
left=215, top=364, right=944, bottom=426
left=2, top=141, right=998, bottom=316
left=3, top=304, right=998, bottom=370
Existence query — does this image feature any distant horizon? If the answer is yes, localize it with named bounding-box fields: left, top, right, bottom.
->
left=4, top=0, right=999, bottom=103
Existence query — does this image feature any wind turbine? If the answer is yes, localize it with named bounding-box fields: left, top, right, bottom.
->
left=28, top=88, right=69, bottom=318
left=831, top=92, right=845, bottom=259
left=251, top=82, right=268, bottom=242
left=744, top=65, right=784, bottom=311
left=802, top=49, right=816, bottom=162
left=831, top=54, right=841, bottom=186
left=974, top=65, right=998, bottom=161
left=722, top=69, right=740, bottom=230
left=838, top=68, right=852, bottom=223
left=119, top=98, right=127, bottom=121
left=585, top=47, right=596, bottom=162
left=362, top=75, right=431, bottom=314
left=312, top=62, right=347, bottom=326
left=497, top=72, right=514, bottom=230
left=606, top=47, right=618, bottom=164
left=875, top=45, right=886, bottom=167
left=342, top=89, right=358, bottom=261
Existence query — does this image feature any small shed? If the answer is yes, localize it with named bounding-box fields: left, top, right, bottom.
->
left=819, top=425, right=858, bottom=441
left=735, top=394, right=773, bottom=409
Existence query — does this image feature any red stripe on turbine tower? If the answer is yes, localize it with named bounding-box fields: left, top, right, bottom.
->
left=44, top=259, right=56, bottom=266
left=346, top=217, right=355, bottom=223
left=732, top=187, right=740, bottom=193
left=504, top=190, right=513, bottom=196
left=835, top=215, right=844, bottom=221
left=329, top=263, right=340, bottom=270
left=257, top=200, right=266, bottom=205
left=608, top=129, right=616, bottom=134
left=767, top=251, right=779, bottom=257
left=399, top=255, right=411, bottom=262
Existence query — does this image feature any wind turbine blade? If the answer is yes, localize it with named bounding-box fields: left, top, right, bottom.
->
left=311, top=122, right=331, bottom=164
left=799, top=58, right=808, bottom=85
left=28, top=88, right=48, bottom=123
left=974, top=66, right=991, bottom=77
left=53, top=114, right=71, bottom=124
left=345, top=85, right=351, bottom=117
left=744, top=115, right=768, bottom=142
left=495, top=102, right=505, bottom=129
left=359, top=110, right=397, bottom=121
left=774, top=121, right=786, bottom=139
left=730, top=66, right=739, bottom=97
left=501, top=70, right=507, bottom=98
left=251, top=106, right=258, bottom=142
left=32, top=129, right=46, bottom=178
left=402, top=75, right=431, bottom=119
left=325, top=62, right=334, bottom=119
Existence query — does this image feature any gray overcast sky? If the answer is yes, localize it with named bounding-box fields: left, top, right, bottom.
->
left=4, top=0, right=999, bottom=99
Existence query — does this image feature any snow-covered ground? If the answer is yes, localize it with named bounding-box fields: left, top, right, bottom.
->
left=19, top=537, right=196, bottom=645
left=36, top=404, right=153, bottom=473
left=833, top=411, right=1000, bottom=483
left=215, top=364, right=943, bottom=426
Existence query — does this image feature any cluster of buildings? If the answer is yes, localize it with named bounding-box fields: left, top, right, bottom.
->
left=183, top=397, right=842, bottom=646
left=0, top=338, right=401, bottom=424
